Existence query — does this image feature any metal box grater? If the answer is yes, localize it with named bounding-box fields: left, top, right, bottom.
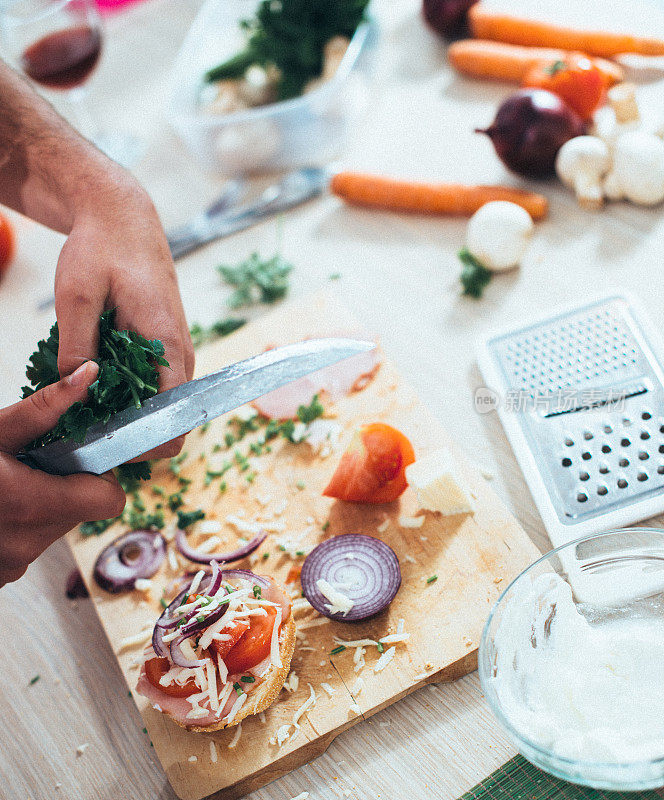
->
left=477, top=294, right=664, bottom=548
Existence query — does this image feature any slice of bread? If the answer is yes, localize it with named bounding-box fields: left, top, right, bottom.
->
left=172, top=615, right=296, bottom=733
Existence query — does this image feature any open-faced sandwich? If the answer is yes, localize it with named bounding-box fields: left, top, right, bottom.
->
left=136, top=562, right=295, bottom=731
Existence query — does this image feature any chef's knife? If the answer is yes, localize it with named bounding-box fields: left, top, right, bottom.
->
left=167, top=166, right=331, bottom=260
left=18, top=337, right=374, bottom=476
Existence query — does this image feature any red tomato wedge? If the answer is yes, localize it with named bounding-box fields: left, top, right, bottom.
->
left=209, top=619, right=250, bottom=662
left=145, top=656, right=200, bottom=697
left=222, top=606, right=278, bottom=674
left=323, top=422, right=415, bottom=504
left=0, top=213, right=15, bottom=279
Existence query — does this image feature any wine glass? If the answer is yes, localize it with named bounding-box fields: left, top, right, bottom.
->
left=0, top=0, right=142, bottom=167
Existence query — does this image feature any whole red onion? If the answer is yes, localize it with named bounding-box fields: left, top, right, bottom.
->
left=477, top=89, right=587, bottom=179
left=422, top=0, right=478, bottom=39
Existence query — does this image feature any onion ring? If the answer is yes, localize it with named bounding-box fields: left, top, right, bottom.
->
left=301, top=534, right=401, bottom=622
left=93, top=530, right=166, bottom=593
left=175, top=528, right=267, bottom=564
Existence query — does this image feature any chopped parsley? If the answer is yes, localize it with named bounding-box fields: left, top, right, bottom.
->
left=426, top=575, right=438, bottom=584
left=459, top=248, right=492, bottom=299
left=330, top=645, right=346, bottom=656
left=376, top=642, right=385, bottom=653
left=240, top=676, right=255, bottom=683
left=233, top=682, right=244, bottom=694
left=253, top=585, right=262, bottom=599
left=189, top=318, right=246, bottom=349
left=29, top=675, right=40, bottom=686
left=176, top=509, right=206, bottom=530
left=217, top=252, right=292, bottom=308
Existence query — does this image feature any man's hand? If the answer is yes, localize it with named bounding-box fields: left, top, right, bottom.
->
left=0, top=362, right=126, bottom=589
left=54, top=179, right=195, bottom=460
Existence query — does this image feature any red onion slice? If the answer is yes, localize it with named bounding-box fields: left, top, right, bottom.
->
left=175, top=528, right=267, bottom=564
left=66, top=569, right=88, bottom=599
left=301, top=534, right=401, bottom=622
left=93, top=530, right=166, bottom=593
left=218, top=569, right=271, bottom=589
left=169, top=635, right=208, bottom=669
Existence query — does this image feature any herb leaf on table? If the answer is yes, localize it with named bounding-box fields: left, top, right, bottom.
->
left=458, top=248, right=492, bottom=299
left=218, top=252, right=292, bottom=308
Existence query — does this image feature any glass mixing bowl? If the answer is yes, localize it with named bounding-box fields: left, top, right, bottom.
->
left=479, top=528, right=664, bottom=790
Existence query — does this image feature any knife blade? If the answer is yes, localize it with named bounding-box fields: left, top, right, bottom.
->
left=167, top=166, right=331, bottom=261
left=18, top=337, right=374, bottom=476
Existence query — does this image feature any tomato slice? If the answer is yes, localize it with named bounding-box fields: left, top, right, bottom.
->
left=145, top=657, right=200, bottom=698
left=323, top=422, right=415, bottom=503
left=0, top=213, right=15, bottom=279
left=523, top=53, right=605, bottom=121
left=209, top=619, right=250, bottom=662
left=222, top=606, right=278, bottom=675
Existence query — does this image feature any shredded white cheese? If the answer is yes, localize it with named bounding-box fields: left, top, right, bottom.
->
left=188, top=755, right=197, bottom=763
left=379, top=633, right=411, bottom=645
left=298, top=617, right=329, bottom=630
left=349, top=703, right=361, bottom=715
left=275, top=724, right=291, bottom=746
left=374, top=646, right=396, bottom=673
left=321, top=682, right=336, bottom=697
left=197, top=535, right=222, bottom=554
left=354, top=646, right=366, bottom=673
left=404, top=555, right=417, bottom=564
left=225, top=692, right=247, bottom=724
left=216, top=655, right=228, bottom=685
left=316, top=579, right=354, bottom=616
left=225, top=514, right=262, bottom=535
left=292, top=684, right=317, bottom=728
left=289, top=793, right=310, bottom=800
left=188, top=570, right=206, bottom=595
left=270, top=607, right=283, bottom=668
left=215, top=682, right=234, bottom=718
left=209, top=739, right=218, bottom=762
left=376, top=518, right=390, bottom=533
left=333, top=636, right=378, bottom=648
left=117, top=627, right=152, bottom=651
left=133, top=578, right=152, bottom=593
left=227, top=723, right=242, bottom=749
left=351, top=677, right=364, bottom=696
left=168, top=549, right=180, bottom=571
left=397, top=619, right=405, bottom=634
left=283, top=671, right=299, bottom=693
left=199, top=519, right=222, bottom=534
left=398, top=514, right=425, bottom=528
left=206, top=661, right=219, bottom=712
left=292, top=597, right=313, bottom=613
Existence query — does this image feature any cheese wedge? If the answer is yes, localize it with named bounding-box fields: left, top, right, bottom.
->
left=405, top=449, right=474, bottom=515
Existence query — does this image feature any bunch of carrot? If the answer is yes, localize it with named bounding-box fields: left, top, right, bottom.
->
left=448, top=3, right=664, bottom=86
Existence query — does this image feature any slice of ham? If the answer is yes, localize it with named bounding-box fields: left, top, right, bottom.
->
left=253, top=345, right=381, bottom=420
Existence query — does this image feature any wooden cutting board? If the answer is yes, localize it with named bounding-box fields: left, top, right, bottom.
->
left=68, top=293, right=539, bottom=800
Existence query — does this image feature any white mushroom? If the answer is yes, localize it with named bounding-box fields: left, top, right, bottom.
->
left=602, top=130, right=664, bottom=205
left=593, top=83, right=641, bottom=146
left=465, top=201, right=534, bottom=273
left=555, top=136, right=611, bottom=210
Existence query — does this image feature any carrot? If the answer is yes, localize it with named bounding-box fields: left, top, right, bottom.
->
left=330, top=172, right=548, bottom=220
left=469, top=5, right=664, bottom=58
left=448, top=40, right=623, bottom=86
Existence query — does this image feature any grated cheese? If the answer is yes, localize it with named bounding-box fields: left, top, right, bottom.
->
left=374, top=646, right=396, bottom=673
left=292, top=597, right=313, bottom=613
left=197, top=535, right=222, bottom=554
left=227, top=723, right=242, bottom=749
left=260, top=521, right=287, bottom=532
left=206, top=661, right=219, bottom=712
left=275, top=724, right=291, bottom=746
left=316, top=579, right=354, bottom=616
left=225, top=515, right=262, bottom=535
left=321, top=682, right=336, bottom=697
left=283, top=671, right=299, bottom=693
left=260, top=712, right=266, bottom=724
left=217, top=655, right=228, bottom=684
left=298, top=617, right=329, bottom=630
left=188, top=570, right=206, bottom=595
left=207, top=740, right=218, bottom=763
left=376, top=518, right=390, bottom=533
left=134, top=578, right=152, bottom=593
left=118, top=627, right=152, bottom=651
left=397, top=619, right=405, bottom=634
left=215, top=682, right=234, bottom=717
left=256, top=494, right=272, bottom=507
left=188, top=755, right=197, bottom=763
left=199, top=520, right=222, bottom=534
left=351, top=677, right=364, bottom=696
left=398, top=514, right=425, bottom=528
left=270, top=607, right=283, bottom=668
left=292, top=684, right=317, bottom=728
left=225, top=692, right=247, bottom=724
left=168, top=549, right=180, bottom=571
left=379, top=633, right=411, bottom=645
left=333, top=636, right=378, bottom=648
left=404, top=555, right=417, bottom=564
left=354, top=646, right=366, bottom=673
left=349, top=703, right=361, bottom=715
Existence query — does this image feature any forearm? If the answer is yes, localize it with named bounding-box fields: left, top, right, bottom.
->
left=0, top=58, right=143, bottom=234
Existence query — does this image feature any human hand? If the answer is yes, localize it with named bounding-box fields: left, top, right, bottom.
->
left=53, top=174, right=195, bottom=460
left=0, top=361, right=126, bottom=589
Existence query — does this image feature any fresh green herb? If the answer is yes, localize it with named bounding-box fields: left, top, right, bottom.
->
left=458, top=248, right=492, bottom=299
left=152, top=486, right=165, bottom=497
left=322, top=520, right=330, bottom=532
left=224, top=432, right=236, bottom=448
left=219, top=481, right=227, bottom=494
left=204, top=0, right=370, bottom=101
left=80, top=518, right=116, bottom=537
left=545, top=59, right=567, bottom=76
left=217, top=252, right=292, bottom=308
left=233, top=682, right=244, bottom=694
left=169, top=452, right=188, bottom=476
left=240, top=676, right=255, bottom=683
left=29, top=675, right=40, bottom=686
left=204, top=469, right=225, bottom=487
left=330, top=645, right=346, bottom=655
left=196, top=614, right=205, bottom=623
left=253, top=585, right=262, bottom=599
left=168, top=492, right=185, bottom=511
left=297, top=394, right=324, bottom=425
left=376, top=642, right=384, bottom=653
left=329, top=272, right=341, bottom=281
left=176, top=509, right=206, bottom=530
left=131, top=493, right=146, bottom=513
left=295, top=481, right=306, bottom=490
left=426, top=575, right=438, bottom=584
left=126, top=506, right=165, bottom=531
left=199, top=422, right=211, bottom=435
left=262, top=552, right=269, bottom=560
left=189, top=318, right=246, bottom=349
left=178, top=476, right=192, bottom=489
left=22, top=310, right=167, bottom=482
left=278, top=545, right=287, bottom=552
left=160, top=597, right=168, bottom=609
left=142, top=727, right=147, bottom=734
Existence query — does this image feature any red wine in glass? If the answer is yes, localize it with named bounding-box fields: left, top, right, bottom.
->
left=21, top=25, right=102, bottom=90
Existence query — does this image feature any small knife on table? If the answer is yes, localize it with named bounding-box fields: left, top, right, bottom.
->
left=18, top=337, right=374, bottom=476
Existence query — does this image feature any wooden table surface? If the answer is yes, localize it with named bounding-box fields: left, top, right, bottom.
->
left=2, top=1, right=664, bottom=798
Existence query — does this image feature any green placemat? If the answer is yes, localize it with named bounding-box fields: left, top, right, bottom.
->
left=460, top=756, right=664, bottom=800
